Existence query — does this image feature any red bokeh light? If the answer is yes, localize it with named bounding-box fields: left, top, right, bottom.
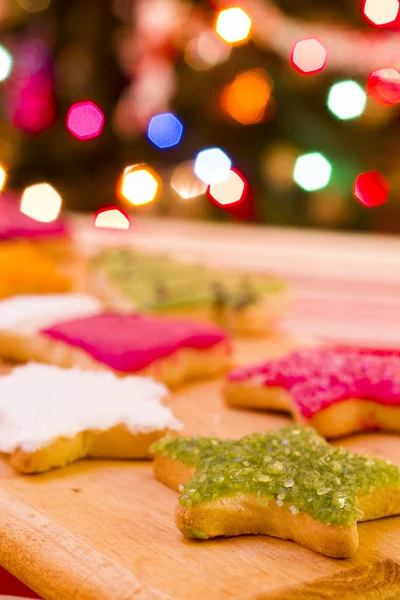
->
left=290, top=38, right=327, bottom=75
left=94, top=207, right=131, bottom=230
left=362, top=0, right=400, bottom=27
left=353, top=171, right=390, bottom=207
left=66, top=101, right=104, bottom=140
left=367, top=68, right=400, bottom=104
left=207, top=169, right=247, bottom=206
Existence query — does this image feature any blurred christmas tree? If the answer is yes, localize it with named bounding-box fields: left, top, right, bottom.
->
left=1, top=0, right=400, bottom=232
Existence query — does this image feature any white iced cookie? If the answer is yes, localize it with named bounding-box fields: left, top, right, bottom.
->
left=0, top=293, right=102, bottom=334
left=0, top=363, right=182, bottom=473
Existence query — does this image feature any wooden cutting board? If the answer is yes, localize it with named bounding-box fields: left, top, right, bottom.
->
left=0, top=335, right=400, bottom=600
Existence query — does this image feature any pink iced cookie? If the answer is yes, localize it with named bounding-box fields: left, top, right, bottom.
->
left=225, top=347, right=400, bottom=438
left=40, top=313, right=232, bottom=387
left=0, top=193, right=69, bottom=241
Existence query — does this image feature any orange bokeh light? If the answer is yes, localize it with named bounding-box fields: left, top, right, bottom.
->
left=119, top=164, right=160, bottom=207
left=221, top=69, right=272, bottom=125
left=215, top=7, right=251, bottom=45
left=94, top=207, right=131, bottom=230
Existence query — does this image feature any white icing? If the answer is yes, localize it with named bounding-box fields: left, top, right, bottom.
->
left=0, top=364, right=181, bottom=453
left=0, top=294, right=102, bottom=333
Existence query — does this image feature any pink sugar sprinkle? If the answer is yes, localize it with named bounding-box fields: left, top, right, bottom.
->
left=227, top=347, right=400, bottom=417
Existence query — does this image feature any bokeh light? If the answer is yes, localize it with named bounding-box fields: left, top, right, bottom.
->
left=208, top=169, right=247, bottom=206
left=0, top=166, right=6, bottom=191
left=221, top=69, right=272, bottom=125
left=0, top=46, right=12, bottom=82
left=194, top=148, right=232, bottom=185
left=17, top=0, right=51, bottom=12
left=290, top=39, right=327, bottom=75
left=327, top=81, right=366, bottom=120
left=185, top=31, right=231, bottom=71
left=293, top=152, right=332, bottom=191
left=120, top=165, right=160, bottom=206
left=362, top=0, right=399, bottom=26
left=262, top=143, right=297, bottom=191
left=94, top=207, right=131, bottom=230
left=66, top=101, right=104, bottom=140
left=147, top=112, right=183, bottom=149
left=171, top=161, right=207, bottom=199
left=21, top=183, right=62, bottom=223
left=215, top=7, right=251, bottom=44
left=353, top=171, right=390, bottom=207
left=367, top=68, right=400, bottom=104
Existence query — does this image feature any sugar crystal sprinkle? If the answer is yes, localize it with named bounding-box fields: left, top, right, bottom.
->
left=151, top=426, right=400, bottom=525
left=0, top=364, right=181, bottom=453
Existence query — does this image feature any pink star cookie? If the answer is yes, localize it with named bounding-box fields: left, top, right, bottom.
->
left=0, top=294, right=232, bottom=388
left=225, top=347, right=400, bottom=438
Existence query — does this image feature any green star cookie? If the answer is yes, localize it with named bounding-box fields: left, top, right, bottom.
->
left=151, top=426, right=400, bottom=557
left=92, top=248, right=289, bottom=334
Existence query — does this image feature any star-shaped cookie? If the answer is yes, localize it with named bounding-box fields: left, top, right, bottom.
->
left=0, top=294, right=232, bottom=388
left=224, top=347, right=400, bottom=438
left=151, top=426, right=400, bottom=557
left=0, top=363, right=181, bottom=473
left=91, top=247, right=290, bottom=335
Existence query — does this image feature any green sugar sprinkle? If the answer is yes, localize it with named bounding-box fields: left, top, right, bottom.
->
left=94, top=248, right=287, bottom=311
left=151, top=426, right=400, bottom=526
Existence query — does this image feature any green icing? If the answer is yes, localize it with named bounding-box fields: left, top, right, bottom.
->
left=93, top=248, right=287, bottom=312
left=151, top=426, right=400, bottom=526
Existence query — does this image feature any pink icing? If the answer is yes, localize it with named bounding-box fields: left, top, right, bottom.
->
left=41, top=313, right=229, bottom=372
left=0, top=192, right=69, bottom=240
left=228, top=347, right=400, bottom=418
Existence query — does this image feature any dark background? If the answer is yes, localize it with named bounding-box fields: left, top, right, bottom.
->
left=1, top=0, right=400, bottom=232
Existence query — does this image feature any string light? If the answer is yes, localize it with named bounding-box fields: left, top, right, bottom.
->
left=0, top=46, right=12, bottom=82
left=293, top=152, right=332, bottom=191
left=362, top=0, right=399, bottom=26
left=353, top=171, right=390, bottom=207
left=194, top=148, right=232, bottom=185
left=66, top=101, right=104, bottom=140
left=367, top=68, right=400, bottom=105
left=327, top=81, right=366, bottom=120
left=184, top=31, right=231, bottom=71
left=215, top=7, right=251, bottom=45
left=221, top=69, right=272, bottom=125
left=290, top=39, right=327, bottom=75
left=120, top=165, right=160, bottom=206
left=94, top=207, right=131, bottom=230
left=147, top=112, right=183, bottom=149
left=20, top=183, right=62, bottom=223
left=208, top=169, right=247, bottom=206
left=170, top=161, right=207, bottom=199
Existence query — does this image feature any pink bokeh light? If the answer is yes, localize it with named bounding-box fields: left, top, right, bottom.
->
left=290, top=38, right=327, bottom=75
left=66, top=101, right=104, bottom=140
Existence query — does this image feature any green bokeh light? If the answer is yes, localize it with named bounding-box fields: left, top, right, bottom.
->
left=293, top=152, right=332, bottom=191
left=327, top=80, right=366, bottom=120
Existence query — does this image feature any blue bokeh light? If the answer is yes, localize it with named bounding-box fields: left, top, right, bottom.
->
left=194, top=148, right=232, bottom=184
left=147, top=112, right=183, bottom=149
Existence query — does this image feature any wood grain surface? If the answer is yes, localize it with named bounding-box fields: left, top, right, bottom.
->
left=2, top=219, right=400, bottom=600
left=0, top=334, right=400, bottom=600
